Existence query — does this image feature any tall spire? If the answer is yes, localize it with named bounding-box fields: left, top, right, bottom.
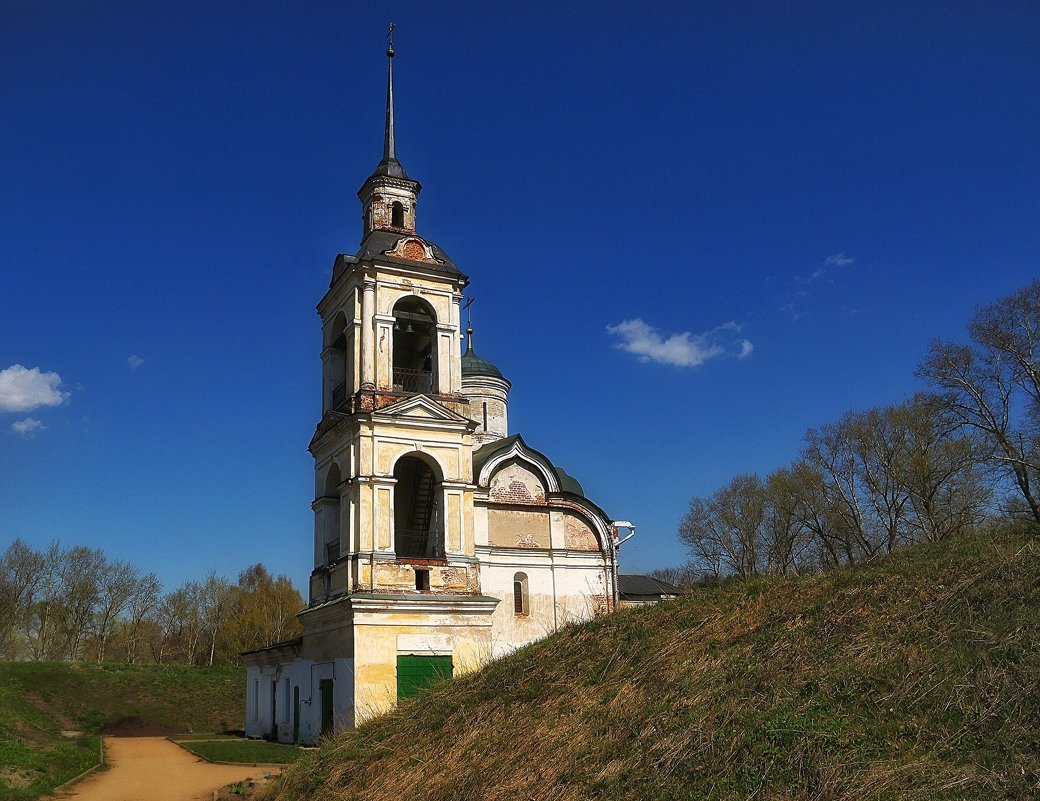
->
left=383, top=22, right=396, bottom=162
left=371, top=22, right=411, bottom=181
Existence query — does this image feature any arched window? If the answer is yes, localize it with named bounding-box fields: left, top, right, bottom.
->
left=391, top=201, right=405, bottom=227
left=392, top=297, right=436, bottom=394
left=393, top=455, right=444, bottom=560
left=513, top=572, right=529, bottom=616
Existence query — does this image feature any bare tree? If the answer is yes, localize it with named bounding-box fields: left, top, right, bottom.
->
left=845, top=407, right=914, bottom=553
left=0, top=539, right=47, bottom=658
left=199, top=572, right=234, bottom=666
left=762, top=467, right=814, bottom=574
left=803, top=420, right=882, bottom=562
left=647, top=565, right=701, bottom=590
left=19, top=541, right=63, bottom=660
left=892, top=394, right=992, bottom=541
left=149, top=588, right=190, bottom=665
left=679, top=475, right=765, bottom=579
left=56, top=546, right=107, bottom=660
left=918, top=280, right=1040, bottom=523
left=92, top=559, right=140, bottom=663
left=123, top=572, right=161, bottom=663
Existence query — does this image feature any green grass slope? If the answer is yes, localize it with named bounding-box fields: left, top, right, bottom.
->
left=0, top=662, right=243, bottom=801
left=265, top=529, right=1040, bottom=801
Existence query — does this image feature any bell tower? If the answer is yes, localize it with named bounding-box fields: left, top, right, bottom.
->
left=306, top=27, right=489, bottom=614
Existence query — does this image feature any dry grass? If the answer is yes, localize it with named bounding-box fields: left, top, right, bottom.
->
left=262, top=527, right=1040, bottom=801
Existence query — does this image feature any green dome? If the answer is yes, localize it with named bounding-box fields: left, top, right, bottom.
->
left=461, top=346, right=506, bottom=380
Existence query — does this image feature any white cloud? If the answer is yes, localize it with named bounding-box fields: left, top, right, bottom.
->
left=606, top=319, right=752, bottom=368
left=0, top=365, right=68, bottom=413
left=11, top=417, right=46, bottom=438
left=795, top=253, right=855, bottom=284
left=127, top=355, right=145, bottom=369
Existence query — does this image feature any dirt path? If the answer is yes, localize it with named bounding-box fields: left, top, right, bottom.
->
left=53, top=737, right=279, bottom=801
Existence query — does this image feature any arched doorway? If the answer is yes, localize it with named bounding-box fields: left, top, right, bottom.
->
left=392, top=297, right=436, bottom=394
left=393, top=454, right=444, bottom=559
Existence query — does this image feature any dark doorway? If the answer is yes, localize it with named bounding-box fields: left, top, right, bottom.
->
left=292, top=686, right=300, bottom=744
left=269, top=680, right=277, bottom=740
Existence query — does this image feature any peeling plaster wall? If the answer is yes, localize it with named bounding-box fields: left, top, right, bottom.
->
left=351, top=610, right=495, bottom=723
left=487, top=508, right=550, bottom=549
left=478, top=549, right=611, bottom=658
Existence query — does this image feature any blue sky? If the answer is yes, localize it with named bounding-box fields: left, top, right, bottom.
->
left=2, top=2, right=1038, bottom=593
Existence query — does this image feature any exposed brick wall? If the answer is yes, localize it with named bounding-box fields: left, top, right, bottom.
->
left=489, top=462, right=545, bottom=505
left=565, top=516, right=598, bottom=551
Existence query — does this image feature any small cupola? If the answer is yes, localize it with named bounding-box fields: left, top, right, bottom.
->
left=358, top=29, right=421, bottom=239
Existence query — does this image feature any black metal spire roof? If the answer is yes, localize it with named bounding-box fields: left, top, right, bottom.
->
left=369, top=24, right=412, bottom=182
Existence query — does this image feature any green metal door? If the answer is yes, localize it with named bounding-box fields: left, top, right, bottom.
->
left=396, top=655, right=453, bottom=700
left=319, top=678, right=334, bottom=735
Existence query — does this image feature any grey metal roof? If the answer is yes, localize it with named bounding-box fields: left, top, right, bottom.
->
left=332, top=231, right=463, bottom=285
left=618, top=574, right=680, bottom=598
left=369, top=156, right=412, bottom=181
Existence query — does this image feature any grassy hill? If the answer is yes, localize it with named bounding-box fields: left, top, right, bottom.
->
left=264, top=528, right=1040, bottom=801
left=0, top=662, right=243, bottom=801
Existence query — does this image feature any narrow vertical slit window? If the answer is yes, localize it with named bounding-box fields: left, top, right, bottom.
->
left=482, top=401, right=488, bottom=431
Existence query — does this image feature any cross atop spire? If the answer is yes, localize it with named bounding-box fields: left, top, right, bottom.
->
left=371, top=21, right=410, bottom=181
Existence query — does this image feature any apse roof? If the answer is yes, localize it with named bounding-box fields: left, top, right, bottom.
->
left=472, top=434, right=586, bottom=499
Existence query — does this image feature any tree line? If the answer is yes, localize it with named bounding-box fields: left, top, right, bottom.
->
left=678, top=280, right=1040, bottom=582
left=0, top=540, right=303, bottom=665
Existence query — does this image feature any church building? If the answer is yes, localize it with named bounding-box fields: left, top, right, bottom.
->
left=243, top=36, right=634, bottom=744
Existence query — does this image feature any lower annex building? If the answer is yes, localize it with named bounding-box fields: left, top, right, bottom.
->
left=243, top=37, right=634, bottom=744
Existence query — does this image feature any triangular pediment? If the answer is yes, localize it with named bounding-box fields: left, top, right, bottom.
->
left=373, top=394, right=471, bottom=423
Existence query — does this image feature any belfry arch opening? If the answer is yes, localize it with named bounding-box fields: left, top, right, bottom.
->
left=393, top=454, right=444, bottom=560
left=392, top=297, right=436, bottom=394
left=391, top=201, right=404, bottom=227
left=323, top=464, right=342, bottom=564
left=327, top=312, right=349, bottom=410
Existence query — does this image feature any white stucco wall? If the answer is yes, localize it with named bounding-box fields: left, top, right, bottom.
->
left=245, top=658, right=355, bottom=744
